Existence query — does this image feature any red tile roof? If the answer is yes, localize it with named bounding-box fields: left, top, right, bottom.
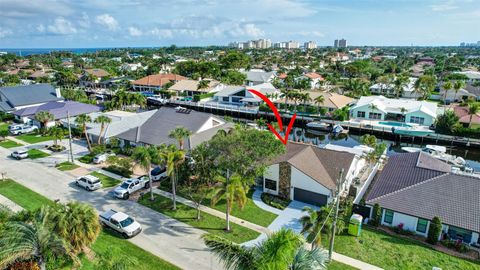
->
left=304, top=72, right=324, bottom=80
left=133, top=73, right=187, bottom=87
left=454, top=106, right=480, bottom=125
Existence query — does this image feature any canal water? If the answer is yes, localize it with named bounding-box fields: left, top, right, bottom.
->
left=287, top=126, right=480, bottom=172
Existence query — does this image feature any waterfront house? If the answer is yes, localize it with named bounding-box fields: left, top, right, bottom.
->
left=365, top=152, right=480, bottom=246
left=454, top=106, right=480, bottom=128
left=369, top=77, right=419, bottom=99
left=132, top=73, right=187, bottom=92
left=349, top=96, right=438, bottom=126
left=242, top=69, right=276, bottom=86
left=454, top=71, right=480, bottom=84
left=213, top=83, right=279, bottom=106
left=301, top=72, right=324, bottom=89
left=275, top=92, right=353, bottom=113
left=169, top=79, right=224, bottom=97
left=262, top=142, right=365, bottom=206
left=79, top=68, right=110, bottom=88
left=0, top=83, right=63, bottom=113
left=12, top=100, right=100, bottom=128
left=116, top=107, right=232, bottom=150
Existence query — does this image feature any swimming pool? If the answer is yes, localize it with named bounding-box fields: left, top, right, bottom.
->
left=378, top=121, right=412, bottom=127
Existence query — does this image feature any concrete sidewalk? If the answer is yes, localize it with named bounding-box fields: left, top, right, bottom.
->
left=0, top=194, right=23, bottom=212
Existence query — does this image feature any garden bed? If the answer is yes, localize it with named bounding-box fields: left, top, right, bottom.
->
left=260, top=192, right=291, bottom=210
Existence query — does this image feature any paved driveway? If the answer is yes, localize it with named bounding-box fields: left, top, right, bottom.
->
left=0, top=146, right=222, bottom=270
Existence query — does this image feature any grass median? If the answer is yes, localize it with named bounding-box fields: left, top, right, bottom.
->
left=0, top=139, right=23, bottom=148
left=89, top=171, right=121, bottom=188
left=138, top=193, right=260, bottom=243
left=0, top=179, right=180, bottom=270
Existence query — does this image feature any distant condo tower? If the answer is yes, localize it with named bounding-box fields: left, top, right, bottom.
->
left=334, top=38, right=347, bottom=48
left=304, top=41, right=317, bottom=49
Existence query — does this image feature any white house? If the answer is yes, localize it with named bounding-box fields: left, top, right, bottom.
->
left=365, top=152, right=480, bottom=246
left=454, top=71, right=480, bottom=84
left=369, top=77, right=419, bottom=98
left=120, top=63, right=143, bottom=72
left=262, top=142, right=365, bottom=206
left=242, top=69, right=276, bottom=86
left=301, top=72, right=324, bottom=89
left=213, top=83, right=279, bottom=106
left=350, top=96, right=438, bottom=126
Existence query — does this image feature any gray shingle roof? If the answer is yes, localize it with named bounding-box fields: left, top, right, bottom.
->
left=0, top=84, right=63, bottom=110
left=243, top=70, right=275, bottom=83
left=12, top=101, right=100, bottom=120
left=366, top=152, right=480, bottom=233
left=269, top=142, right=355, bottom=190
left=116, top=107, right=226, bottom=148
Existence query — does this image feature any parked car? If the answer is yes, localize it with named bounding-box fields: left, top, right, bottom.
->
left=8, top=124, right=24, bottom=131
left=99, top=209, right=142, bottom=238
left=113, top=176, right=149, bottom=199
left=150, top=166, right=167, bottom=181
left=9, top=125, right=38, bottom=135
left=93, top=152, right=116, bottom=164
left=75, top=175, right=103, bottom=191
left=10, top=150, right=28, bottom=160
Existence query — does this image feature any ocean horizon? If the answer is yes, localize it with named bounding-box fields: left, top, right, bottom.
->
left=0, top=47, right=159, bottom=56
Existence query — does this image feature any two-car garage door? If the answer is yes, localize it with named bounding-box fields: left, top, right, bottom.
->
left=293, top=188, right=328, bottom=206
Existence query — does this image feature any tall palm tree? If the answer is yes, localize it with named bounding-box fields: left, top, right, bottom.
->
left=159, top=144, right=186, bottom=210
left=197, top=80, right=210, bottom=90
left=468, top=103, right=479, bottom=128
left=414, top=75, right=436, bottom=100
left=94, top=115, right=112, bottom=144
left=202, top=228, right=329, bottom=270
left=132, top=146, right=157, bottom=201
left=300, top=92, right=312, bottom=113
left=442, top=80, right=453, bottom=104
left=314, top=95, right=325, bottom=116
left=393, top=76, right=409, bottom=98
left=368, top=103, right=379, bottom=125
left=211, top=173, right=248, bottom=231
left=400, top=107, right=408, bottom=122
left=168, top=126, right=192, bottom=150
left=75, top=114, right=93, bottom=152
left=453, top=80, right=465, bottom=103
left=34, top=111, right=54, bottom=134
left=47, top=202, right=101, bottom=254
left=0, top=208, right=75, bottom=270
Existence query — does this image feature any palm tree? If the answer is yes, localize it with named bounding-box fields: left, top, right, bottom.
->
left=0, top=208, right=75, bottom=270
left=48, top=127, right=65, bottom=146
left=211, top=173, right=247, bottom=231
left=168, top=126, right=192, bottom=150
left=202, top=228, right=329, bottom=270
left=159, top=144, right=185, bottom=210
left=34, top=111, right=54, bottom=134
left=94, top=115, right=112, bottom=144
left=442, top=80, right=453, bottom=104
left=468, top=103, right=480, bottom=128
left=197, top=80, right=210, bottom=90
left=47, top=202, right=101, bottom=254
left=368, top=103, right=379, bottom=126
left=300, top=92, right=312, bottom=113
left=453, top=80, right=465, bottom=103
left=132, top=146, right=157, bottom=201
left=414, top=75, right=436, bottom=100
left=75, top=114, right=93, bottom=152
left=393, top=76, right=409, bottom=98
left=314, top=95, right=325, bottom=116
left=400, top=107, right=408, bottom=122
left=94, top=250, right=138, bottom=270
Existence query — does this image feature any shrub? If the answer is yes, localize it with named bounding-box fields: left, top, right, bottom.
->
left=371, top=203, right=381, bottom=227
left=105, top=156, right=133, bottom=177
left=47, top=145, right=66, bottom=152
left=91, top=144, right=106, bottom=155
left=393, top=223, right=416, bottom=236
left=260, top=193, right=291, bottom=210
left=440, top=239, right=470, bottom=253
left=78, top=153, right=95, bottom=164
left=427, top=216, right=442, bottom=244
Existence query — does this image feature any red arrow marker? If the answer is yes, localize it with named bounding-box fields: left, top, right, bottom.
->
left=248, top=89, right=296, bottom=145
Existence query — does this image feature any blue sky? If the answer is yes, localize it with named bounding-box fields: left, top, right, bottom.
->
left=0, top=0, right=479, bottom=48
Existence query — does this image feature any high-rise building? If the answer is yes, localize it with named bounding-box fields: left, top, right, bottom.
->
left=255, top=39, right=272, bottom=49
left=334, top=38, right=347, bottom=48
left=286, top=40, right=300, bottom=49
left=334, top=39, right=339, bottom=48
left=304, top=41, right=317, bottom=49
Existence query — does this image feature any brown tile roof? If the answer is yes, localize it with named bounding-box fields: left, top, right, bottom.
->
left=269, top=142, right=355, bottom=190
left=276, top=92, right=353, bottom=109
left=85, top=68, right=110, bottom=78
left=169, top=79, right=220, bottom=93
left=454, top=106, right=480, bottom=125
left=366, top=152, right=479, bottom=232
left=133, top=73, right=187, bottom=87
left=278, top=73, right=287, bottom=79
left=304, top=72, right=324, bottom=80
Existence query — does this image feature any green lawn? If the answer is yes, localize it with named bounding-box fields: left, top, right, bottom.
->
left=27, top=148, right=50, bottom=159
left=0, top=139, right=22, bottom=148
left=55, top=161, right=80, bottom=171
left=0, top=179, right=179, bottom=270
left=139, top=194, right=260, bottom=243
left=328, top=261, right=357, bottom=270
left=159, top=182, right=278, bottom=227
left=16, top=134, right=55, bottom=144
left=78, top=153, right=95, bottom=164
left=89, top=171, right=121, bottom=188
left=0, top=123, right=8, bottom=132
left=325, top=226, right=480, bottom=270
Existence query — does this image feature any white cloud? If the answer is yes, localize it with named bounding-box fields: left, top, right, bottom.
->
left=36, top=24, right=45, bottom=33
left=150, top=27, right=173, bottom=39
left=78, top=12, right=90, bottom=28
left=47, top=17, right=77, bottom=35
left=229, top=23, right=264, bottom=38
left=95, top=13, right=118, bottom=31
left=431, top=1, right=459, bottom=12
left=128, top=26, right=142, bottom=36
left=0, top=27, right=12, bottom=38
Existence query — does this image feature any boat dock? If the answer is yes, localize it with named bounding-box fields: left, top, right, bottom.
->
left=154, top=99, right=480, bottom=148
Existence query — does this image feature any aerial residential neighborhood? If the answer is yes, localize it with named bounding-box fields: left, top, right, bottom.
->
left=0, top=1, right=480, bottom=270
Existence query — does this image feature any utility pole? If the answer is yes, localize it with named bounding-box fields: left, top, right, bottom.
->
left=329, top=168, right=345, bottom=259
left=67, top=111, right=74, bottom=163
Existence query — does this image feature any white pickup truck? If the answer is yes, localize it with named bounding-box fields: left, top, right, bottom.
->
left=99, top=209, right=142, bottom=238
left=113, top=176, right=149, bottom=199
left=9, top=125, right=38, bottom=135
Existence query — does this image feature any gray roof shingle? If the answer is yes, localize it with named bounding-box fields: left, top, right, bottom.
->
left=366, top=152, right=480, bottom=232
left=0, top=84, right=63, bottom=110
left=12, top=101, right=100, bottom=119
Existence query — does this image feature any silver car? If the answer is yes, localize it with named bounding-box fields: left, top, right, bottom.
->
left=75, top=175, right=103, bottom=191
left=11, top=150, right=28, bottom=160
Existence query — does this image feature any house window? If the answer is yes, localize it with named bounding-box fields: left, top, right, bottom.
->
left=448, top=226, right=472, bottom=243
left=264, top=178, right=277, bottom=191
left=416, top=218, right=428, bottom=233
left=369, top=112, right=382, bottom=120
left=357, top=111, right=366, bottom=118
left=410, top=116, right=425, bottom=125
left=231, top=97, right=242, bottom=103
left=222, top=97, right=229, bottom=102
left=383, top=209, right=394, bottom=224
